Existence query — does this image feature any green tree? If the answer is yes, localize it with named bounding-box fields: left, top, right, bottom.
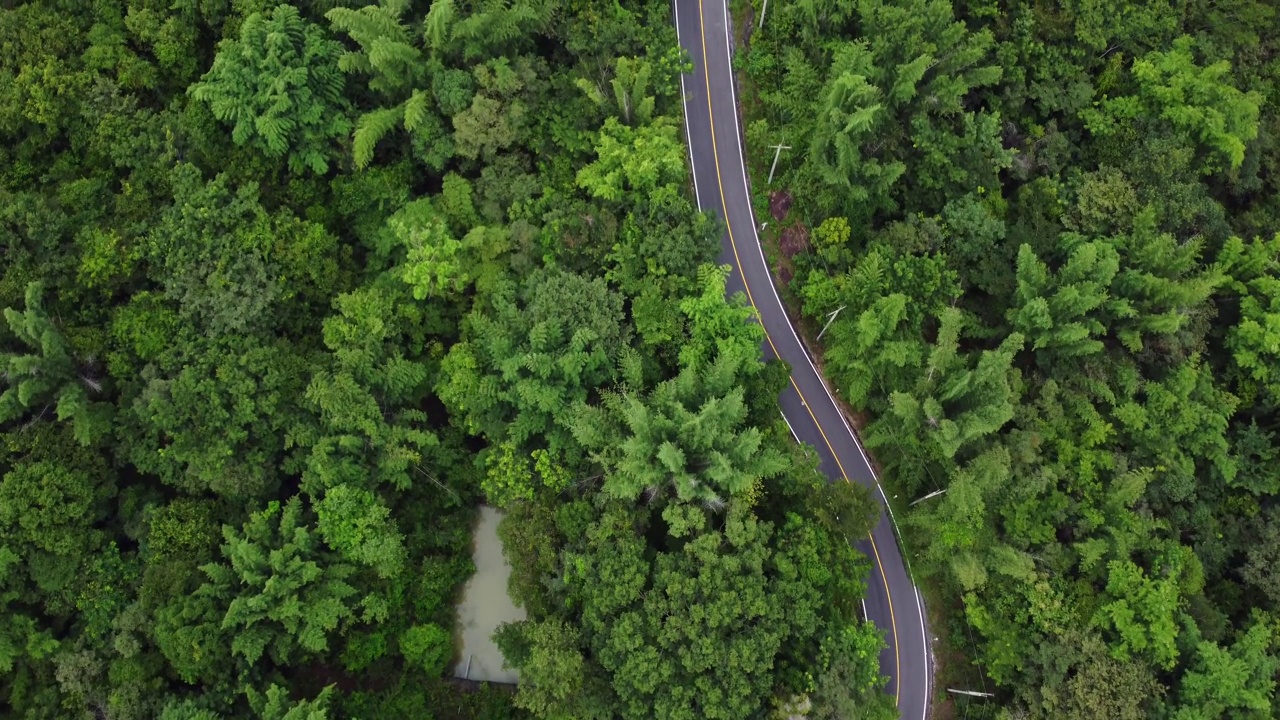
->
left=124, top=336, right=312, bottom=499
left=0, top=427, right=114, bottom=598
left=327, top=1, right=426, bottom=98
left=1, top=282, right=112, bottom=445
left=0, top=545, right=58, bottom=674
left=1035, top=631, right=1164, bottom=720
left=451, top=56, right=539, bottom=161
left=1170, top=619, right=1278, bottom=720
left=189, top=5, right=351, bottom=174
left=198, top=499, right=361, bottom=667
left=1082, top=36, right=1262, bottom=173
left=143, top=163, right=338, bottom=337
left=398, top=624, right=452, bottom=676
left=294, top=283, right=439, bottom=495
left=577, top=116, right=687, bottom=203
left=315, top=485, right=406, bottom=579
left=811, top=216, right=853, bottom=266
left=495, top=618, right=612, bottom=719
left=566, top=507, right=828, bottom=720
left=438, top=268, right=629, bottom=455
left=1242, top=509, right=1280, bottom=609
left=572, top=351, right=787, bottom=515
left=808, top=621, right=896, bottom=720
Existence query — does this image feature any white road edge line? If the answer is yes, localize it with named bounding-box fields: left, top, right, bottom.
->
left=712, top=2, right=931, bottom=717
left=674, top=5, right=703, bottom=210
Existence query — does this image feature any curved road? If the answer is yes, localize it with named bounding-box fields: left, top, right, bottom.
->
left=673, top=1, right=933, bottom=717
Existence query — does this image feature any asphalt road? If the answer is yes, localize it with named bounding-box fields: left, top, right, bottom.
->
left=672, top=1, right=933, bottom=717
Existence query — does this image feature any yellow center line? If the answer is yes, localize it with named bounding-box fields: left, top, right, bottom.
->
left=693, top=0, right=902, bottom=699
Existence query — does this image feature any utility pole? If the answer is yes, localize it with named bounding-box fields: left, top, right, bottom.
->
left=758, top=0, right=769, bottom=29
left=816, top=305, right=845, bottom=341
left=910, top=488, right=948, bottom=506
left=947, top=689, right=995, bottom=699
left=767, top=143, right=791, bottom=184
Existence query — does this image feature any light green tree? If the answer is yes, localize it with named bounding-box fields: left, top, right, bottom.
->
left=1093, top=555, right=1184, bottom=669
left=576, top=56, right=656, bottom=126
left=577, top=116, right=687, bottom=203
left=1082, top=36, right=1262, bottom=173
left=248, top=684, right=334, bottom=720
left=198, top=499, right=360, bottom=667
left=677, top=264, right=764, bottom=373
left=399, top=623, right=452, bottom=676
left=1170, top=619, right=1278, bottom=720
left=572, top=351, right=787, bottom=514
left=315, top=484, right=406, bottom=579
left=1006, top=240, right=1129, bottom=363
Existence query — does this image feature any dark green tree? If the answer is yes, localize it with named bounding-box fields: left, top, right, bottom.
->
left=189, top=5, right=351, bottom=174
left=1, top=282, right=112, bottom=445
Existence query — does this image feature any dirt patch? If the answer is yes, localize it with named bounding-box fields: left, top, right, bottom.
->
left=769, top=190, right=793, bottom=221
left=778, top=223, right=810, bottom=258
left=776, top=265, right=793, bottom=286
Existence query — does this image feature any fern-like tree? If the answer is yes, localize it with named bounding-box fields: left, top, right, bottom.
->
left=248, top=684, right=335, bottom=720
left=197, top=498, right=361, bottom=667
left=1217, top=233, right=1280, bottom=406
left=0, top=282, right=112, bottom=445
left=571, top=352, right=787, bottom=523
left=326, top=1, right=454, bottom=170
left=798, top=0, right=1006, bottom=222
left=294, top=282, right=439, bottom=496
left=424, top=0, right=558, bottom=61
left=866, top=308, right=1024, bottom=494
left=437, top=268, right=631, bottom=457
left=575, top=56, right=655, bottom=126
left=189, top=4, right=351, bottom=174
left=1006, top=240, right=1129, bottom=364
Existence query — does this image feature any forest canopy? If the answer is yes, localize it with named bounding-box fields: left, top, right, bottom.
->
left=0, top=0, right=890, bottom=718
left=739, top=0, right=1280, bottom=717
left=5, top=0, right=1278, bottom=718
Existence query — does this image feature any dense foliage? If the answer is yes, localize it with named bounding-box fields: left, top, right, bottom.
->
left=740, top=0, right=1280, bottom=717
left=0, top=0, right=894, bottom=718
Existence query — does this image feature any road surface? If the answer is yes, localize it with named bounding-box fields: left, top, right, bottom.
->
left=673, top=1, right=933, bottom=717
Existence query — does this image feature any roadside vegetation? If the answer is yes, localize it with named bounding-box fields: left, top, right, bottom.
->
left=0, top=0, right=893, bottom=718
left=739, top=0, right=1280, bottom=717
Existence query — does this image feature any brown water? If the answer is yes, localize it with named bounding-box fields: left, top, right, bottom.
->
left=452, top=505, right=526, bottom=684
